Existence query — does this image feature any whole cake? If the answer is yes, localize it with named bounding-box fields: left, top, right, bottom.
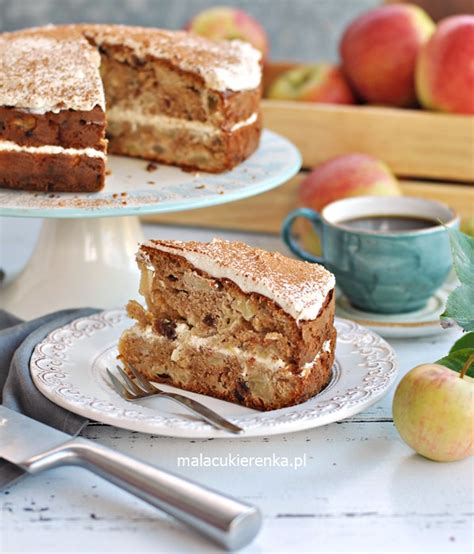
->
left=118, top=239, right=336, bottom=411
left=0, top=25, right=262, bottom=192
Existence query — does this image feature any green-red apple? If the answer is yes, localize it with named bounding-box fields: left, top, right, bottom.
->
left=393, top=364, right=473, bottom=462
left=299, top=153, right=401, bottom=213
left=340, top=4, right=435, bottom=106
left=185, top=6, right=268, bottom=60
left=416, top=15, right=474, bottom=115
left=267, top=64, right=355, bottom=104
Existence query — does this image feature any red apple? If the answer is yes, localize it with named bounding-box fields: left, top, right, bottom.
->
left=267, top=64, right=356, bottom=104
left=185, top=6, right=268, bottom=60
left=416, top=15, right=474, bottom=115
left=299, top=153, right=402, bottom=212
left=393, top=364, right=473, bottom=462
left=340, top=4, right=435, bottom=106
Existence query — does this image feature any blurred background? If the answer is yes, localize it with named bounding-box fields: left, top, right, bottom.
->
left=1, top=0, right=472, bottom=62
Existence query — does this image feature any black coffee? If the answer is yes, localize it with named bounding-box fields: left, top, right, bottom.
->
left=340, top=215, right=439, bottom=233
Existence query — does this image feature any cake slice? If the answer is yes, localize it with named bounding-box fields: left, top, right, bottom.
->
left=118, top=239, right=336, bottom=411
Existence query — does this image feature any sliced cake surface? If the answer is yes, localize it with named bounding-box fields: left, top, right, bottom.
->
left=118, top=239, right=336, bottom=411
left=0, top=24, right=262, bottom=192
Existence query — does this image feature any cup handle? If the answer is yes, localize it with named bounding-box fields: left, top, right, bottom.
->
left=282, top=207, right=325, bottom=264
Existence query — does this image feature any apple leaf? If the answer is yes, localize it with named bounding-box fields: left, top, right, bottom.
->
left=437, top=348, right=474, bottom=378
left=450, top=332, right=474, bottom=353
left=449, top=226, right=473, bottom=284
left=440, top=285, right=474, bottom=332
left=440, top=228, right=474, bottom=332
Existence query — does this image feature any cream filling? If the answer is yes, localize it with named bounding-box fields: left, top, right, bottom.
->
left=107, top=106, right=258, bottom=135
left=133, top=323, right=286, bottom=372
left=184, top=334, right=286, bottom=371
left=0, top=140, right=106, bottom=159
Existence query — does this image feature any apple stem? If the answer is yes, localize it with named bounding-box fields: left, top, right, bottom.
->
left=460, top=354, right=474, bottom=380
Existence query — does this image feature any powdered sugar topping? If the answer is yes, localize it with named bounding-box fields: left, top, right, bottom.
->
left=0, top=31, right=105, bottom=113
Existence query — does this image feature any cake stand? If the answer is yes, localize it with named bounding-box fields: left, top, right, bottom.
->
left=0, top=130, right=301, bottom=319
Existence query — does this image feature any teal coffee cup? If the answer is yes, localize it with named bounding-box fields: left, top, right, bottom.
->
left=282, top=196, right=459, bottom=314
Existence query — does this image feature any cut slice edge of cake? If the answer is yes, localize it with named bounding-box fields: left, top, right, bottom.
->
left=118, top=239, right=336, bottom=411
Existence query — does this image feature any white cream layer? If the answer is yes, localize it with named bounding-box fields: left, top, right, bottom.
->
left=107, top=106, right=258, bottom=134
left=133, top=323, right=286, bottom=372
left=0, top=140, right=106, bottom=159
left=184, top=334, right=286, bottom=371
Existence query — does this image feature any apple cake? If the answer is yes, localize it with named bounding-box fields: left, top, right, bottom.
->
left=0, top=24, right=262, bottom=192
left=118, top=239, right=336, bottom=411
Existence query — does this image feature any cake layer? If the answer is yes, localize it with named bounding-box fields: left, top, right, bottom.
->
left=107, top=113, right=261, bottom=172
left=119, top=321, right=336, bottom=411
left=140, top=239, right=336, bottom=323
left=0, top=150, right=105, bottom=192
left=98, top=43, right=261, bottom=128
left=0, top=106, right=106, bottom=150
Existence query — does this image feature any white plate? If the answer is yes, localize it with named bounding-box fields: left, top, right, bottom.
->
left=30, top=309, right=398, bottom=438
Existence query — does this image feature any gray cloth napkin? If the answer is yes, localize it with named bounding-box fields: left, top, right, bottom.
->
left=0, top=308, right=99, bottom=489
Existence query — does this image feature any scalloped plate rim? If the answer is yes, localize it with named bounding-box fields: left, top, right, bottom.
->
left=30, top=309, right=398, bottom=438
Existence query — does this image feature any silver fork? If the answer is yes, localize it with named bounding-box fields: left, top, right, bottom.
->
left=106, top=362, right=243, bottom=434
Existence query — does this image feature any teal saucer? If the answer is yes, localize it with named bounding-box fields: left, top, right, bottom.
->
left=335, top=272, right=458, bottom=338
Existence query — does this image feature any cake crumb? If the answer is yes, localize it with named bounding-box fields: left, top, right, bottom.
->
left=195, top=184, right=206, bottom=189
left=147, top=181, right=155, bottom=185
left=121, top=192, right=127, bottom=197
left=146, top=162, right=158, bottom=172
left=105, top=169, right=112, bottom=176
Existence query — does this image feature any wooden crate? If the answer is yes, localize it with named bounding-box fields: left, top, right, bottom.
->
left=142, top=174, right=473, bottom=234
left=262, top=63, right=474, bottom=182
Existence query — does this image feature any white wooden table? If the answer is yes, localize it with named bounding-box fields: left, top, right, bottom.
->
left=1, top=218, right=473, bottom=554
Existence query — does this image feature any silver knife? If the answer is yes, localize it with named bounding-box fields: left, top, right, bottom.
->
left=0, top=406, right=261, bottom=550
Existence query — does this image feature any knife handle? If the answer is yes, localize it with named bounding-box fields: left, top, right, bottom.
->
left=23, top=437, right=261, bottom=550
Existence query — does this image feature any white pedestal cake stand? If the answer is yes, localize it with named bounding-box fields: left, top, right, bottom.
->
left=0, top=130, right=301, bottom=319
